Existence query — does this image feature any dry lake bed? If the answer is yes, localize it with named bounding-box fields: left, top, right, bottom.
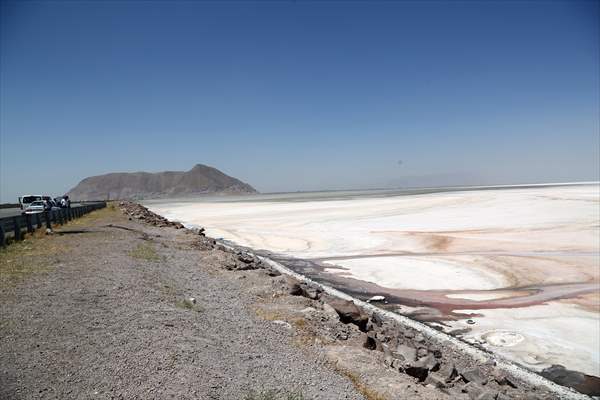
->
left=146, top=183, right=600, bottom=381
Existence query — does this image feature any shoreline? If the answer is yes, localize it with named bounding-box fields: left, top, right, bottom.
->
left=141, top=180, right=600, bottom=202
left=145, top=183, right=600, bottom=382
left=215, top=236, right=597, bottom=399
left=159, top=211, right=597, bottom=398
left=259, top=252, right=593, bottom=400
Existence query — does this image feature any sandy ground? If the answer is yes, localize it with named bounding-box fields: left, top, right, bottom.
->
left=146, top=184, right=600, bottom=378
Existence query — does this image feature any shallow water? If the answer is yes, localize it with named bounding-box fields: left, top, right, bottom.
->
left=145, top=183, right=600, bottom=379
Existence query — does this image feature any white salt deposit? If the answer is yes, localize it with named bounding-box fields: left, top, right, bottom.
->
left=146, top=184, right=600, bottom=377
left=452, top=302, right=600, bottom=377
left=323, top=256, right=508, bottom=290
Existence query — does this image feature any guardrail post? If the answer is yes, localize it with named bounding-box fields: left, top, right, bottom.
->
left=67, top=208, right=71, bottom=221
left=45, top=211, right=52, bottom=230
left=13, top=217, right=21, bottom=241
left=59, top=209, right=65, bottom=225
left=0, top=225, right=5, bottom=247
left=25, top=214, right=33, bottom=233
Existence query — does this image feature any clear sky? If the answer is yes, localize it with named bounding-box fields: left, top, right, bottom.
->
left=1, top=0, right=598, bottom=202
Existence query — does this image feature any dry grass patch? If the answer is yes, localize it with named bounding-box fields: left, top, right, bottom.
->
left=0, top=234, right=68, bottom=286
left=255, top=307, right=289, bottom=321
left=335, top=367, right=387, bottom=400
left=128, top=243, right=161, bottom=261
left=66, top=203, right=120, bottom=227
left=0, top=205, right=117, bottom=286
left=254, top=303, right=329, bottom=348
left=244, top=389, right=306, bottom=400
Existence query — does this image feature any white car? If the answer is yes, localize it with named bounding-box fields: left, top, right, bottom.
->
left=19, top=194, right=43, bottom=214
left=24, top=201, right=45, bottom=214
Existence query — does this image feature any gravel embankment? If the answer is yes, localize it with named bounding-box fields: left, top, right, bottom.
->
left=0, top=206, right=364, bottom=400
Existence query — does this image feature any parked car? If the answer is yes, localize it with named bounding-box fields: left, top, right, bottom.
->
left=19, top=194, right=43, bottom=214
left=24, top=200, right=45, bottom=214
left=55, top=196, right=72, bottom=208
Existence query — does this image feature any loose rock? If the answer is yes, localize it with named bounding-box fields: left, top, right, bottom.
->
left=394, top=344, right=417, bottom=363
left=424, top=372, right=447, bottom=389
left=460, top=367, right=488, bottom=385
left=367, top=295, right=385, bottom=302
left=326, top=299, right=369, bottom=331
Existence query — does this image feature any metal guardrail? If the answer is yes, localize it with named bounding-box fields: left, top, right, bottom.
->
left=0, top=202, right=107, bottom=247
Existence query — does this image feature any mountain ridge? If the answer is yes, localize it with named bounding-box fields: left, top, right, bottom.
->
left=67, top=164, right=257, bottom=200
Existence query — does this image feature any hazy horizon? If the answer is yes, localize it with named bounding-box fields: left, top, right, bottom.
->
left=1, top=1, right=599, bottom=202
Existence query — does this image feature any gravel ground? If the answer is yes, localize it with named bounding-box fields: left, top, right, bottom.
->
left=0, top=207, right=365, bottom=400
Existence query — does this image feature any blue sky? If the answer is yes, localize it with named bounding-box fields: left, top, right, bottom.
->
left=1, top=0, right=598, bottom=201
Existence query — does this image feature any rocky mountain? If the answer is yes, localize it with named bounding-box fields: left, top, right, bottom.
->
left=67, top=164, right=257, bottom=200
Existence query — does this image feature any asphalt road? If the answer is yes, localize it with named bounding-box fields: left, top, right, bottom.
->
left=0, top=208, right=22, bottom=218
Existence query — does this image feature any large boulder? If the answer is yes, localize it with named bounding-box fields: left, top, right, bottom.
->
left=541, top=364, right=600, bottom=396
left=460, top=367, right=488, bottom=385
left=288, top=282, right=322, bottom=300
left=326, top=299, right=369, bottom=331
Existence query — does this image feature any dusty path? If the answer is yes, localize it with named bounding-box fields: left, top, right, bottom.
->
left=0, top=207, right=364, bottom=400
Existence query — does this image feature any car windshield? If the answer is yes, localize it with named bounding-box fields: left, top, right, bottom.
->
left=22, top=196, right=41, bottom=203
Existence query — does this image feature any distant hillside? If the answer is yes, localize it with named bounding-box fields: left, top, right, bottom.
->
left=67, top=164, right=257, bottom=201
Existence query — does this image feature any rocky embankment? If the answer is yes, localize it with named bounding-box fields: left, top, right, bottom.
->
left=119, top=201, right=589, bottom=400
left=120, top=202, right=186, bottom=228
